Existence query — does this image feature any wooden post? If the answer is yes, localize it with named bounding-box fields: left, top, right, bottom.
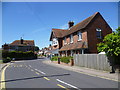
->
left=70, top=59, right=74, bottom=66
left=58, top=57, right=60, bottom=64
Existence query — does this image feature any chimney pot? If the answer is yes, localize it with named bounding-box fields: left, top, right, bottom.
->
left=21, top=37, right=23, bottom=44
left=68, top=21, right=74, bottom=28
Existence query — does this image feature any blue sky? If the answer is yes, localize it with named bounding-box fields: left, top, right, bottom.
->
left=2, top=2, right=118, bottom=49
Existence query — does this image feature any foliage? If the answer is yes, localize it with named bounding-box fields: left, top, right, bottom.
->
left=97, top=27, right=120, bottom=63
left=35, top=46, right=39, bottom=52
left=51, top=56, right=59, bottom=61
left=3, top=57, right=11, bottom=63
left=2, top=50, right=37, bottom=60
left=51, top=56, right=73, bottom=64
left=60, top=56, right=73, bottom=64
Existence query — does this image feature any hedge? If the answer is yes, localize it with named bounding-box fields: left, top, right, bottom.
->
left=60, top=57, right=71, bottom=64
left=51, top=56, right=73, bottom=64
left=51, top=56, right=59, bottom=61
left=3, top=57, right=11, bottom=63
left=2, top=50, right=37, bottom=60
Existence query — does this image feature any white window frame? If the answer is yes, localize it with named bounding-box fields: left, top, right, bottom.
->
left=96, top=28, right=102, bottom=39
left=52, top=38, right=58, bottom=46
left=78, top=31, right=82, bottom=41
left=70, top=34, right=73, bottom=43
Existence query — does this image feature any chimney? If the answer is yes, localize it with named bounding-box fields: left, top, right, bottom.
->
left=20, top=37, right=23, bottom=44
left=68, top=21, right=74, bottom=28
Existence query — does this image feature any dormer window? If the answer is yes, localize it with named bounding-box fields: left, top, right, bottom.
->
left=78, top=31, right=82, bottom=41
left=52, top=38, right=58, bottom=46
left=96, top=28, right=102, bottom=39
left=70, top=34, right=73, bottom=43
left=64, top=37, right=67, bottom=45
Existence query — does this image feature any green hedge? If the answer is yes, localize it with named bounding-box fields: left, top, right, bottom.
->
left=51, top=56, right=59, bottom=61
left=60, top=57, right=69, bottom=64
left=51, top=56, right=73, bottom=64
left=3, top=57, right=11, bottom=63
left=2, top=50, right=37, bottom=60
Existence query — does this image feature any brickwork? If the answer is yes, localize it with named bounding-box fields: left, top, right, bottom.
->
left=87, top=14, right=112, bottom=53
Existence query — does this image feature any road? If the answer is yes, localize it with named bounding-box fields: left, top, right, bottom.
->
left=1, top=58, right=118, bottom=89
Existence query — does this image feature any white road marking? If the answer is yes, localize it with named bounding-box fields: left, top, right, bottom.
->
left=26, top=65, right=46, bottom=75
left=38, top=70, right=46, bottom=75
left=34, top=69, right=46, bottom=75
left=29, top=65, right=32, bottom=67
left=56, top=79, right=80, bottom=90
left=35, top=69, right=38, bottom=71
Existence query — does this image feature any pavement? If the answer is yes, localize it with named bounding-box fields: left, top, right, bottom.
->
left=43, top=60, right=119, bottom=82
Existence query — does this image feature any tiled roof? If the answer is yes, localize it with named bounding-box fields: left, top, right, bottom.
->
left=10, top=40, right=35, bottom=46
left=64, top=12, right=99, bottom=36
left=50, top=12, right=100, bottom=39
left=52, top=29, right=68, bottom=37
left=59, top=41, right=88, bottom=51
left=50, top=29, right=68, bottom=41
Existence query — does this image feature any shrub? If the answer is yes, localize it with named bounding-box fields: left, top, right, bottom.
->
left=2, top=50, right=37, bottom=60
left=3, top=57, right=11, bottom=63
left=51, top=56, right=59, bottom=61
left=97, top=27, right=120, bottom=65
left=60, top=56, right=70, bottom=64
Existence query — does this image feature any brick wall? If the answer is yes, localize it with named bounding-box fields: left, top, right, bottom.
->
left=62, top=31, right=88, bottom=47
left=87, top=14, right=112, bottom=53
left=73, top=32, right=77, bottom=43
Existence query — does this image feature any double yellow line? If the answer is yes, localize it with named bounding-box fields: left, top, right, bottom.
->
left=1, top=64, right=10, bottom=90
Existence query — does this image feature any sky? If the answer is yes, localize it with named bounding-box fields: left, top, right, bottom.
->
left=1, top=2, right=118, bottom=49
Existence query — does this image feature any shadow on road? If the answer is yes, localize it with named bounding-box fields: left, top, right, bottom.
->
left=0, top=73, right=70, bottom=83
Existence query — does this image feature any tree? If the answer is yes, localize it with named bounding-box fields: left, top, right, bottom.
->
left=98, top=27, right=120, bottom=56
left=97, top=27, right=120, bottom=65
left=35, top=46, right=39, bottom=52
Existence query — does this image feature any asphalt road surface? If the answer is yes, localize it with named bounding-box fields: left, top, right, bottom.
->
left=2, top=58, right=118, bottom=90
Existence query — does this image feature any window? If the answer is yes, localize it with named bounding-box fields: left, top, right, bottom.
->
left=78, top=31, right=82, bottom=41
left=96, top=28, right=102, bottom=39
left=64, top=37, right=66, bottom=44
left=70, top=34, right=73, bottom=43
left=52, top=38, right=58, bottom=46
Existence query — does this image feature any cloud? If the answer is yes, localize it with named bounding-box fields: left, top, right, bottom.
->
left=31, top=27, right=48, bottom=34
left=59, top=23, right=68, bottom=29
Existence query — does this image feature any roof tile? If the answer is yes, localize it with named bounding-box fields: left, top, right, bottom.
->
left=10, top=40, right=35, bottom=46
left=59, top=41, right=88, bottom=51
left=50, top=12, right=100, bottom=38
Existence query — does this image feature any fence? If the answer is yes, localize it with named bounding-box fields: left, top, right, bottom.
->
left=74, top=54, right=111, bottom=71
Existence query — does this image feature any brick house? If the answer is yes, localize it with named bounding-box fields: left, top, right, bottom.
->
left=2, top=38, right=35, bottom=52
left=50, top=12, right=112, bottom=56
